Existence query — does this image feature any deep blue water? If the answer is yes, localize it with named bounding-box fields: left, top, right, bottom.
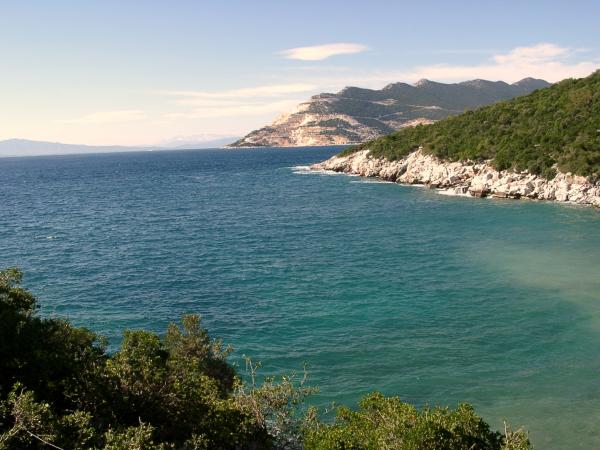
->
left=1, top=147, right=600, bottom=448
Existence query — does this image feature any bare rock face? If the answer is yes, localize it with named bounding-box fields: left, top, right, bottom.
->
left=230, top=101, right=392, bottom=147
left=312, top=150, right=600, bottom=208
left=230, top=78, right=550, bottom=148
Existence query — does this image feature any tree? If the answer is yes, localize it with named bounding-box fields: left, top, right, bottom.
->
left=0, top=269, right=532, bottom=449
left=303, top=392, right=531, bottom=450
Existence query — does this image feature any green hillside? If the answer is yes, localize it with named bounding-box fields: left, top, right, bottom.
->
left=345, top=71, right=600, bottom=180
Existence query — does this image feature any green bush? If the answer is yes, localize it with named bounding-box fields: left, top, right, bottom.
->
left=0, top=268, right=276, bottom=449
left=0, top=269, right=531, bottom=449
left=304, top=392, right=530, bottom=450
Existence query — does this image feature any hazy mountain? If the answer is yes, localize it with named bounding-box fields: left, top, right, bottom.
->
left=0, top=136, right=241, bottom=158
left=158, top=135, right=240, bottom=150
left=0, top=139, right=151, bottom=157
left=230, top=77, right=550, bottom=148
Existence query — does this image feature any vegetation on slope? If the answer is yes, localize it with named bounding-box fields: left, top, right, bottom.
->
left=231, top=78, right=549, bottom=147
left=345, top=71, right=600, bottom=180
left=0, top=268, right=531, bottom=449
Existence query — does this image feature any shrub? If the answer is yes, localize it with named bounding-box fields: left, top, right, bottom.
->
left=0, top=269, right=531, bottom=449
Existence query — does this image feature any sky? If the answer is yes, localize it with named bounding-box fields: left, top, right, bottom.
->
left=1, top=0, right=599, bottom=146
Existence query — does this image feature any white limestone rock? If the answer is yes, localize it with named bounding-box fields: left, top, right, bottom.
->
left=311, top=149, right=600, bottom=209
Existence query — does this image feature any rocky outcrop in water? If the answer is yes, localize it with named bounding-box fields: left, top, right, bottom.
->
left=312, top=150, right=600, bottom=208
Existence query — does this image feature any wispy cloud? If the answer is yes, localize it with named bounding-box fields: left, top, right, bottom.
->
left=278, top=43, right=598, bottom=90
left=73, top=41, right=591, bottom=140
left=58, top=110, right=147, bottom=124
left=280, top=43, right=368, bottom=61
left=161, top=83, right=316, bottom=101
left=159, top=43, right=598, bottom=124
left=389, top=43, right=598, bottom=83
left=163, top=100, right=300, bottom=120
left=494, top=43, right=569, bottom=64
left=161, top=83, right=317, bottom=119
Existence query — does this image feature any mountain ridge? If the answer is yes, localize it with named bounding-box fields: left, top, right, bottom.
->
left=344, top=70, right=600, bottom=179
left=230, top=77, right=550, bottom=148
left=312, top=70, right=600, bottom=208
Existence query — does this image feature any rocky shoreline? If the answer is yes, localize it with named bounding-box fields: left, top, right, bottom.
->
left=311, top=149, right=600, bottom=208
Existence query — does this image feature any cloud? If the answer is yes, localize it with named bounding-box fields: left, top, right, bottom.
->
left=280, top=43, right=368, bottom=61
left=493, top=43, right=569, bottom=64
left=161, top=83, right=317, bottom=119
left=280, top=43, right=598, bottom=88
left=163, top=100, right=300, bottom=120
left=162, top=83, right=316, bottom=101
left=58, top=110, right=147, bottom=124
left=160, top=43, right=598, bottom=124
left=389, top=43, right=598, bottom=84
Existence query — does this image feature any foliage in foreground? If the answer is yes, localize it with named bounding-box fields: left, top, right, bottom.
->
left=0, top=268, right=531, bottom=449
left=304, top=393, right=530, bottom=450
left=343, top=70, right=600, bottom=180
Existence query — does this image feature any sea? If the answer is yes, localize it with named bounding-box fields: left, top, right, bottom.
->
left=1, top=146, right=599, bottom=449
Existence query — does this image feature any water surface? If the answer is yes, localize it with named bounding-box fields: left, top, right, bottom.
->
left=1, top=147, right=599, bottom=448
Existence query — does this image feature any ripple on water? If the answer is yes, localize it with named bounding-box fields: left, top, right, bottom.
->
left=0, top=147, right=599, bottom=449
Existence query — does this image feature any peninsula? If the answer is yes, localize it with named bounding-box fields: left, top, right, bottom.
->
left=312, top=71, right=600, bottom=208
left=230, top=78, right=549, bottom=147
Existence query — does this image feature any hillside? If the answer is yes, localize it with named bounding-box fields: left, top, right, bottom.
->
left=345, top=70, right=600, bottom=179
left=230, top=78, right=549, bottom=147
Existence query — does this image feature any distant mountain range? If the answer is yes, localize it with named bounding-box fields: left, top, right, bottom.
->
left=230, top=77, right=550, bottom=147
left=157, top=135, right=240, bottom=150
left=0, top=136, right=240, bottom=158
left=0, top=139, right=148, bottom=158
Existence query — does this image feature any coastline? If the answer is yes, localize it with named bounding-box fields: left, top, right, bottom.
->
left=225, top=142, right=360, bottom=149
left=311, top=149, right=600, bottom=208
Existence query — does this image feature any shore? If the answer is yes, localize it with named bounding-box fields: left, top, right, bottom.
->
left=311, top=149, right=600, bottom=208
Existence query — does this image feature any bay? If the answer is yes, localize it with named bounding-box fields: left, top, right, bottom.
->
left=1, top=147, right=599, bottom=448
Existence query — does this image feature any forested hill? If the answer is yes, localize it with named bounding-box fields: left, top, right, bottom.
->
left=346, top=70, right=600, bottom=180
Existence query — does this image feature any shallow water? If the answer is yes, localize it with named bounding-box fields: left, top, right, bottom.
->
left=1, top=147, right=599, bottom=448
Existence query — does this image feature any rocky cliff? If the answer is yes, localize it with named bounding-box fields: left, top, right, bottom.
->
left=312, top=149, right=600, bottom=208
left=230, top=78, right=550, bottom=147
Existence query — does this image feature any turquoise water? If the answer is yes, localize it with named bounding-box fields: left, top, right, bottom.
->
left=1, top=147, right=599, bottom=448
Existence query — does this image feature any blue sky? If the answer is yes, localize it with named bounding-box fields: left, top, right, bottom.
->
left=1, top=0, right=599, bottom=145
